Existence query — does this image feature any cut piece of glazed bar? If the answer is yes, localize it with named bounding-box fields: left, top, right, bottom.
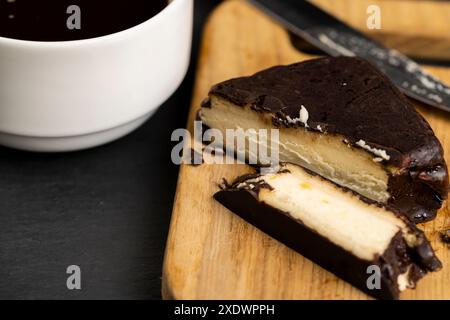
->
left=214, top=163, right=442, bottom=300
left=201, top=57, right=449, bottom=223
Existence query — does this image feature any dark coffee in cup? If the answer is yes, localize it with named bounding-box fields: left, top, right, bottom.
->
left=0, top=0, right=167, bottom=41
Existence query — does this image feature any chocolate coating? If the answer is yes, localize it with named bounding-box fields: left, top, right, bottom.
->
left=209, top=57, right=449, bottom=223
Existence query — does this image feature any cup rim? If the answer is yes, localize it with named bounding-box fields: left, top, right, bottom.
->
left=0, top=0, right=180, bottom=46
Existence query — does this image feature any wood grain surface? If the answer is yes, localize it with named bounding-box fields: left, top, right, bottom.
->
left=162, top=0, right=450, bottom=300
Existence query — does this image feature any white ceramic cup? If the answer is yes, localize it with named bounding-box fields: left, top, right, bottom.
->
left=0, top=0, right=193, bottom=152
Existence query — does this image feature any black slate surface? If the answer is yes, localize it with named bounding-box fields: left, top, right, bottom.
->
left=0, top=0, right=221, bottom=300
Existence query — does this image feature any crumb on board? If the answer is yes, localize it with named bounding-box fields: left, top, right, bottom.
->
left=441, top=230, right=450, bottom=244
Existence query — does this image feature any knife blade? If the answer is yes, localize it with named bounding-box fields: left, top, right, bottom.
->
left=249, top=0, right=450, bottom=112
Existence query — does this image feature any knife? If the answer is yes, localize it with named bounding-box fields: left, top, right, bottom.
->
left=249, top=0, right=450, bottom=112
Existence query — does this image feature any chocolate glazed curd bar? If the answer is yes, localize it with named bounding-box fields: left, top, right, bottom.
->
left=201, top=57, right=449, bottom=223
left=214, top=163, right=442, bottom=300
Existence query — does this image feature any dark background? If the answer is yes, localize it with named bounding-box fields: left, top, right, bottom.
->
left=0, top=0, right=221, bottom=300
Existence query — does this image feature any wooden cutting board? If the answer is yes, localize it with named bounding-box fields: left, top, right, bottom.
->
left=162, top=0, right=450, bottom=300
